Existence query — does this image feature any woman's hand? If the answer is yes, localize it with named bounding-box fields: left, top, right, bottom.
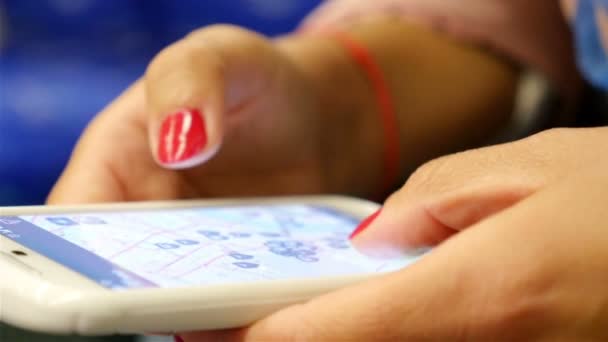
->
left=48, top=20, right=518, bottom=205
left=48, top=25, right=349, bottom=204
left=180, top=127, right=608, bottom=341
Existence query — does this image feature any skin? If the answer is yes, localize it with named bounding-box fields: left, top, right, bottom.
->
left=48, top=20, right=516, bottom=204
left=182, top=128, right=608, bottom=341
left=47, top=9, right=608, bottom=341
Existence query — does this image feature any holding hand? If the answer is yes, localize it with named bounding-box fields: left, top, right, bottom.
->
left=49, top=25, right=338, bottom=203
left=49, top=20, right=517, bottom=205
left=181, top=128, right=608, bottom=341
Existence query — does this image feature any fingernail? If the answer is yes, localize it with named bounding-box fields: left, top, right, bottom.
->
left=174, top=335, right=184, bottom=342
left=350, top=209, right=381, bottom=239
left=158, top=109, right=207, bottom=164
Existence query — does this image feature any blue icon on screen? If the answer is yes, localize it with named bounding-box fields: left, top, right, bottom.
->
left=264, top=240, right=284, bottom=248
left=229, top=232, right=251, bottom=238
left=197, top=230, right=228, bottom=240
left=233, top=262, right=259, bottom=269
left=229, top=252, right=254, bottom=260
left=296, top=255, right=319, bottom=263
left=295, top=250, right=315, bottom=257
left=80, top=217, right=107, bottom=224
left=176, top=239, right=200, bottom=246
left=46, top=217, right=78, bottom=226
left=197, top=230, right=220, bottom=236
left=155, top=243, right=180, bottom=250
left=269, top=246, right=296, bottom=257
left=280, top=240, right=305, bottom=249
left=265, top=239, right=321, bottom=262
left=259, top=232, right=281, bottom=238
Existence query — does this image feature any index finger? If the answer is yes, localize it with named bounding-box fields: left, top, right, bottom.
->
left=47, top=81, right=147, bottom=204
left=180, top=174, right=601, bottom=341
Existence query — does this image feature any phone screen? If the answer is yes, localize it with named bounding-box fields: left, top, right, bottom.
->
left=0, top=205, right=417, bottom=289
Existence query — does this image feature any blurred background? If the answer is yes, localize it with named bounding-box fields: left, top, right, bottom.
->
left=0, top=0, right=321, bottom=206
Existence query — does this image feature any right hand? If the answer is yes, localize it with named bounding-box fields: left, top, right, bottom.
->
left=48, top=25, right=341, bottom=204
left=180, top=127, right=608, bottom=341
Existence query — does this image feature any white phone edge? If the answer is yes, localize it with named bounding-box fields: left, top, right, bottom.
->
left=0, top=195, right=381, bottom=335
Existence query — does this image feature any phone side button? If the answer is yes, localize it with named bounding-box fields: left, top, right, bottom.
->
left=0, top=252, right=42, bottom=276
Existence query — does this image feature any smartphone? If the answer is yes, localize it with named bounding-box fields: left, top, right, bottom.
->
left=0, top=196, right=420, bottom=335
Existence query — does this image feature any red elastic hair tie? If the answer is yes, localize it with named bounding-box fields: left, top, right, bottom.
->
left=328, top=31, right=401, bottom=200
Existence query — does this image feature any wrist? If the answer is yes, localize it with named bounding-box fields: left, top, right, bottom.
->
left=275, top=18, right=519, bottom=200
left=275, top=35, right=385, bottom=198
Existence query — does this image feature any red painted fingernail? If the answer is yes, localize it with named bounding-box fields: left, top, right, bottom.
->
left=158, top=109, right=207, bottom=164
left=349, top=209, right=381, bottom=239
left=174, top=335, right=184, bottom=342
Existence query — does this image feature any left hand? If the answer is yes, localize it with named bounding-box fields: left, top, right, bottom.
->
left=179, top=127, right=608, bottom=341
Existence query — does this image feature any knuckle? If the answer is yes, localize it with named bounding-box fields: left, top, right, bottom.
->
left=147, top=43, right=197, bottom=74
left=146, top=26, right=241, bottom=79
left=522, top=127, right=571, bottom=144
left=513, top=128, right=580, bottom=176
left=145, top=42, right=192, bottom=81
left=383, top=190, right=403, bottom=209
left=403, top=155, right=454, bottom=194
left=185, top=24, right=269, bottom=55
left=145, top=25, right=261, bottom=85
left=517, top=127, right=585, bottom=156
left=185, top=24, right=250, bottom=41
left=144, top=39, right=224, bottom=92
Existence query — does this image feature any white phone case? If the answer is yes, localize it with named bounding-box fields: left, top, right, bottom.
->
left=0, top=196, right=387, bottom=335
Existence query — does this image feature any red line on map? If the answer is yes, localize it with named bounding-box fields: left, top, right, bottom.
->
left=154, top=242, right=213, bottom=272
left=174, top=253, right=228, bottom=278
left=108, top=231, right=164, bottom=259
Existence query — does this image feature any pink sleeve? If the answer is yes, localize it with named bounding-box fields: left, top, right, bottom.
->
left=300, top=0, right=581, bottom=100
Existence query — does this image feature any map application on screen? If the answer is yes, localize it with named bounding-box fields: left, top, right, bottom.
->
left=0, top=204, right=418, bottom=289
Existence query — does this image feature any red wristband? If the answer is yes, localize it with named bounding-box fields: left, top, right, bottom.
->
left=328, top=31, right=401, bottom=200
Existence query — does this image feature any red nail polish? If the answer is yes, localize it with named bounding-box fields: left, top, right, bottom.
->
left=350, top=209, right=381, bottom=239
left=174, top=335, right=184, bottom=342
left=158, top=109, right=207, bottom=164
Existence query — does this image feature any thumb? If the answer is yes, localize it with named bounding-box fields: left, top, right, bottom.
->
left=349, top=139, right=552, bottom=258
left=144, top=25, right=282, bottom=168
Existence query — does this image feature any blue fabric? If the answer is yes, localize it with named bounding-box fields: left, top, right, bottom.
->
left=0, top=0, right=320, bottom=206
left=574, top=0, right=608, bottom=89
